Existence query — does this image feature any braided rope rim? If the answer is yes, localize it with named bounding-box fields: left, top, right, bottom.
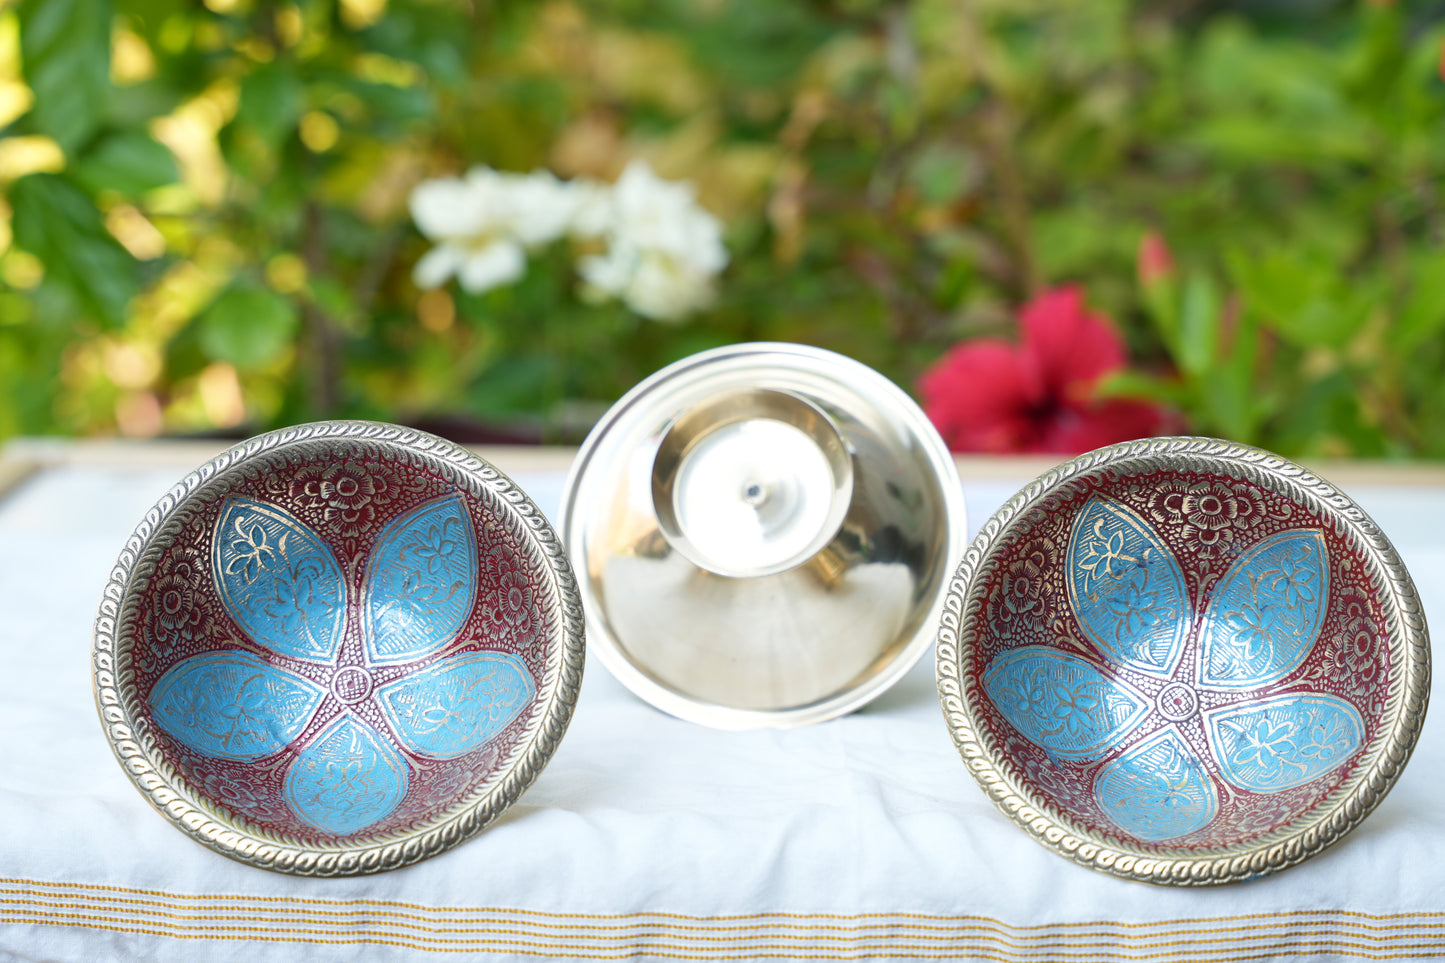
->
left=936, top=437, right=1430, bottom=886
left=91, top=421, right=586, bottom=876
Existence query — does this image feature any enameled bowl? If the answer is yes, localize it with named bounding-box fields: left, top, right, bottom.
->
left=938, top=437, right=1429, bottom=885
left=92, top=422, right=584, bottom=875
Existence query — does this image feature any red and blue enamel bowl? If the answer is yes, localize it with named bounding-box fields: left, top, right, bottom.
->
left=92, top=422, right=584, bottom=875
left=938, top=437, right=1429, bottom=884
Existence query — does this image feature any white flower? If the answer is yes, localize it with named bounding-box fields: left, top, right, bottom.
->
left=566, top=179, right=613, bottom=240
left=408, top=160, right=728, bottom=320
left=507, top=169, right=580, bottom=247
left=409, top=168, right=580, bottom=295
left=579, top=160, right=728, bottom=322
left=410, top=170, right=524, bottom=294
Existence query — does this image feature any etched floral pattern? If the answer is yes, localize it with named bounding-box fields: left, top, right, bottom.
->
left=146, top=489, right=538, bottom=838
left=986, top=495, right=1371, bottom=846
left=1147, top=480, right=1280, bottom=560
left=148, top=549, right=208, bottom=657
left=483, top=549, right=536, bottom=635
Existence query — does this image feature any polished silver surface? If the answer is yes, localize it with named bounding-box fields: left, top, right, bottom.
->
left=562, top=343, right=966, bottom=729
left=652, top=389, right=854, bottom=579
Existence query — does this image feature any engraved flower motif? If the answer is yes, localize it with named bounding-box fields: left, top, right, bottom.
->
left=1049, top=681, right=1102, bottom=738
left=994, top=538, right=1056, bottom=627
left=150, top=556, right=207, bottom=654
left=1226, top=717, right=1294, bottom=770
left=1114, top=747, right=1200, bottom=815
left=484, top=550, right=536, bottom=633
left=148, top=493, right=537, bottom=837
left=411, top=520, right=462, bottom=575
left=196, top=768, right=281, bottom=820
left=1264, top=544, right=1319, bottom=609
left=1076, top=523, right=1133, bottom=582
left=998, top=575, right=1043, bottom=622
left=1222, top=600, right=1278, bottom=665
left=494, top=568, right=534, bottom=629
left=320, top=464, right=388, bottom=537
left=275, top=464, right=326, bottom=508
left=1104, top=576, right=1166, bottom=640
left=224, top=517, right=282, bottom=583
left=986, top=496, right=1369, bottom=844
left=1148, top=482, right=1274, bottom=561
left=320, top=463, right=378, bottom=509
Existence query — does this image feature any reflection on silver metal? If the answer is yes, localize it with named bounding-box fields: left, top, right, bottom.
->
left=652, top=389, right=854, bottom=578
left=562, top=343, right=966, bottom=729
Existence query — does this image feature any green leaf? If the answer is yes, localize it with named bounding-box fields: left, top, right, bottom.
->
left=342, top=79, right=432, bottom=127
left=1390, top=251, right=1445, bottom=353
left=18, top=0, right=113, bottom=153
left=8, top=173, right=138, bottom=327
left=1228, top=249, right=1372, bottom=350
left=196, top=284, right=300, bottom=371
left=365, top=3, right=471, bottom=88
left=71, top=131, right=180, bottom=196
left=468, top=354, right=559, bottom=417
left=1176, top=272, right=1219, bottom=378
left=1097, top=369, right=1187, bottom=407
left=1201, top=363, right=1260, bottom=443
left=234, top=64, right=304, bottom=145
left=1184, top=114, right=1374, bottom=165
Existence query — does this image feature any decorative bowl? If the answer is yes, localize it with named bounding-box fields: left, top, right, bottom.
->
left=562, top=343, right=966, bottom=729
left=938, top=437, right=1429, bottom=885
left=92, top=422, right=584, bottom=875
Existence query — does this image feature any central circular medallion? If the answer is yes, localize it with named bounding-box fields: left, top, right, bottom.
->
left=1157, top=680, right=1199, bottom=722
left=332, top=666, right=374, bottom=704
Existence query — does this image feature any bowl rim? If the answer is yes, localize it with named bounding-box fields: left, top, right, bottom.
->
left=91, top=420, right=586, bottom=876
left=936, top=435, right=1431, bottom=886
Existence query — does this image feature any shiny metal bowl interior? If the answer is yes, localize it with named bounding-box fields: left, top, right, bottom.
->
left=651, top=388, right=855, bottom=579
left=938, top=437, right=1429, bottom=885
left=92, top=421, right=585, bottom=875
left=562, top=342, right=966, bottom=729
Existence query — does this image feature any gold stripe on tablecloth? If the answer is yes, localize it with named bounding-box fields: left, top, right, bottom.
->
left=2, top=879, right=1444, bottom=960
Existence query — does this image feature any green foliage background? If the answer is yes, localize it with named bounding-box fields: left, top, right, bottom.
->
left=0, top=0, right=1443, bottom=455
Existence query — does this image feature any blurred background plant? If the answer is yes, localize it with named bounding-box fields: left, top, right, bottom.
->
left=0, top=0, right=1442, bottom=455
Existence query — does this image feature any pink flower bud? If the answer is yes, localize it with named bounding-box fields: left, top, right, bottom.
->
left=1137, top=231, right=1176, bottom=288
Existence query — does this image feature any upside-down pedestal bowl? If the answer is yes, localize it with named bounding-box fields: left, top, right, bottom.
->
left=937, top=437, right=1429, bottom=885
left=92, top=422, right=585, bottom=875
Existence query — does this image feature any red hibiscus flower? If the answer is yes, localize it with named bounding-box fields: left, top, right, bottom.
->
left=919, top=285, right=1169, bottom=454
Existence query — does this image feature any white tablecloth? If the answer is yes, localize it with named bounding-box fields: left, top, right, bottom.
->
left=1, top=453, right=1442, bottom=961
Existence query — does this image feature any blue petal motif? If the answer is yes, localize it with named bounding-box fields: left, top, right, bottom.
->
left=1067, top=498, right=1189, bottom=677
left=1094, top=728, right=1219, bottom=841
left=363, top=495, right=478, bottom=665
left=1205, top=695, right=1365, bottom=794
left=1199, top=530, right=1329, bottom=689
left=282, top=715, right=410, bottom=835
left=213, top=497, right=346, bottom=663
left=376, top=652, right=536, bottom=759
left=149, top=652, right=326, bottom=762
left=983, top=646, right=1151, bottom=762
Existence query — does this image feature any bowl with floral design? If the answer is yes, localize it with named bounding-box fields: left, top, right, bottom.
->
left=93, top=422, right=584, bottom=875
left=938, top=437, right=1429, bottom=885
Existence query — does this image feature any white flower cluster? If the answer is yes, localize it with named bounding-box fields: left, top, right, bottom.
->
left=409, top=161, right=727, bottom=322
